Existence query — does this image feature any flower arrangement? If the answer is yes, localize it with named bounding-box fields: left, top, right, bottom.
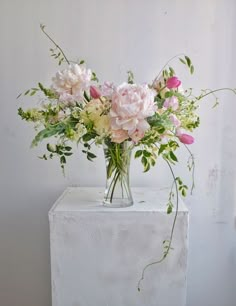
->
left=18, top=25, right=236, bottom=289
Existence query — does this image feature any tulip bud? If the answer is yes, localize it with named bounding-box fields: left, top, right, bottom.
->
left=90, top=86, right=101, bottom=99
left=166, top=76, right=181, bottom=89
left=178, top=133, right=194, bottom=145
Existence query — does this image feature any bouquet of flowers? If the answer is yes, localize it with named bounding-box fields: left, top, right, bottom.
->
left=18, top=25, right=235, bottom=287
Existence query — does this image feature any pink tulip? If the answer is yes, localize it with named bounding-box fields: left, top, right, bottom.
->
left=178, top=133, right=194, bottom=145
left=90, top=85, right=101, bottom=99
left=166, top=76, right=181, bottom=89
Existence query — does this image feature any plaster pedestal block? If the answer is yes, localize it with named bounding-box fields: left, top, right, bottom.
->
left=49, top=187, right=188, bottom=306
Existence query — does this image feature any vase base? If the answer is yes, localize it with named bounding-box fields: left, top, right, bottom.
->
left=103, top=198, right=133, bottom=208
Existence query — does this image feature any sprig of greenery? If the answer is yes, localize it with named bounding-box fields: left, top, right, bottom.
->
left=39, top=143, right=73, bottom=173
left=137, top=159, right=179, bottom=292
left=31, top=123, right=66, bottom=147
left=134, top=148, right=157, bottom=172
left=179, top=55, right=194, bottom=74
left=40, top=24, right=70, bottom=65
left=82, top=142, right=97, bottom=161
left=17, top=82, right=57, bottom=100
left=152, top=53, right=192, bottom=87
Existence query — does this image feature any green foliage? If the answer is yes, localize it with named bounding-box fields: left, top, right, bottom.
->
left=179, top=55, right=194, bottom=75
left=82, top=132, right=96, bottom=142
left=176, top=177, right=188, bottom=197
left=127, top=70, right=134, bottom=84
left=50, top=48, right=65, bottom=65
left=82, top=149, right=97, bottom=161
left=31, top=123, right=65, bottom=147
left=38, top=82, right=57, bottom=98
left=91, top=71, right=99, bottom=82
left=134, top=148, right=157, bottom=172
left=38, top=142, right=73, bottom=173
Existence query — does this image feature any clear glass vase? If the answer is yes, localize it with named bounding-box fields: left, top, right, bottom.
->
left=103, top=141, right=133, bottom=208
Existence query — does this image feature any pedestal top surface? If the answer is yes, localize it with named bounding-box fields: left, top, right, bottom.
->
left=49, top=187, right=188, bottom=214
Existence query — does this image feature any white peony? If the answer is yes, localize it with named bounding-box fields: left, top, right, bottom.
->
left=51, top=64, right=92, bottom=103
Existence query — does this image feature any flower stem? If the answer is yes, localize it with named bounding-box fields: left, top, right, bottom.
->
left=110, top=170, right=120, bottom=203
left=137, top=159, right=179, bottom=291
left=152, top=53, right=186, bottom=86
left=197, top=88, right=236, bottom=100
left=40, top=24, right=70, bottom=65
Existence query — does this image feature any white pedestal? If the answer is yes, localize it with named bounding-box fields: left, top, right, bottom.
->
left=49, top=187, right=188, bottom=306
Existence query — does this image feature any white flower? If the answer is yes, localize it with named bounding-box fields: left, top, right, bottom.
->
left=51, top=64, right=92, bottom=103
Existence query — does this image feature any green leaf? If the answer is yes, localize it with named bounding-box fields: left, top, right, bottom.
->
left=167, top=204, right=173, bottom=214
left=164, top=91, right=173, bottom=98
left=169, top=151, right=178, bottom=162
left=185, top=56, right=191, bottom=67
left=190, top=65, right=194, bottom=74
left=143, top=150, right=151, bottom=157
left=157, top=126, right=165, bottom=134
left=176, top=177, right=183, bottom=185
left=64, top=152, right=73, bottom=156
left=87, top=152, right=96, bottom=159
left=141, top=156, right=148, bottom=166
left=91, top=72, right=99, bottom=82
left=38, top=83, right=44, bottom=91
left=82, top=133, right=95, bottom=142
left=31, top=123, right=65, bottom=147
left=38, top=154, right=47, bottom=160
left=150, top=158, right=156, bottom=166
left=84, top=91, right=90, bottom=102
left=169, top=67, right=175, bottom=76
left=158, top=144, right=167, bottom=155
left=60, top=156, right=66, bottom=164
left=127, top=70, right=134, bottom=84
left=179, top=58, right=186, bottom=65
left=143, top=163, right=150, bottom=173
left=135, top=150, right=143, bottom=158
left=30, top=90, right=37, bottom=96
left=65, top=146, right=72, bottom=151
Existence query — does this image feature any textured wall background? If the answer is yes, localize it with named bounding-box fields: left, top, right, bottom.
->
left=0, top=0, right=236, bottom=305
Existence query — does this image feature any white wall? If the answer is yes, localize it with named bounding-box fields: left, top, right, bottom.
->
left=0, top=0, right=236, bottom=305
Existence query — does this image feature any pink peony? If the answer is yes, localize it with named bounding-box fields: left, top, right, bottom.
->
left=163, top=96, right=179, bottom=110
left=90, top=85, right=101, bottom=99
left=51, top=64, right=92, bottom=102
left=166, top=76, right=181, bottom=89
left=178, top=133, right=194, bottom=145
left=110, top=83, right=156, bottom=138
left=111, top=129, right=129, bottom=143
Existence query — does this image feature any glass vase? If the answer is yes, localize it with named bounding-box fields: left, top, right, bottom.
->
left=103, top=141, right=133, bottom=208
